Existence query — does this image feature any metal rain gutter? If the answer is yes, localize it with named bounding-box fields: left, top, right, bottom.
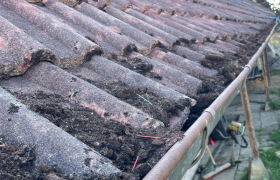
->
left=144, top=20, right=278, bottom=180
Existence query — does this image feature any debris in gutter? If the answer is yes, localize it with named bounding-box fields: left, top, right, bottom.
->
left=9, top=90, right=185, bottom=178
left=137, top=135, right=170, bottom=140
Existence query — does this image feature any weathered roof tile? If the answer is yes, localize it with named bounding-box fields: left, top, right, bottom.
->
left=143, top=11, right=209, bottom=43
left=0, top=86, right=121, bottom=178
left=0, top=15, right=54, bottom=78
left=163, top=13, right=219, bottom=42
left=149, top=48, right=218, bottom=78
left=44, top=0, right=145, bottom=54
left=75, top=3, right=163, bottom=51
left=104, top=6, right=181, bottom=46
left=125, top=8, right=196, bottom=44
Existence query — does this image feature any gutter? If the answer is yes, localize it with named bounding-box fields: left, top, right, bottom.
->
left=144, top=20, right=278, bottom=180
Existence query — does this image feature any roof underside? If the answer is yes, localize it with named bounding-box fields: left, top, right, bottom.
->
left=0, top=0, right=276, bottom=178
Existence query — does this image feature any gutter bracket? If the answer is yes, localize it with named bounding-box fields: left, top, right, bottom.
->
left=245, top=65, right=252, bottom=71
left=204, top=108, right=216, bottom=120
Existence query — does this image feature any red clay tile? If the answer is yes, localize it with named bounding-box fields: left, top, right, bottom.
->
left=76, top=3, right=162, bottom=51
left=149, top=48, right=218, bottom=78
left=129, top=52, right=202, bottom=96
left=143, top=11, right=209, bottom=43
left=44, top=0, right=146, bottom=54
left=172, top=45, right=206, bottom=62
left=21, top=62, right=164, bottom=128
left=0, top=86, right=120, bottom=177
left=0, top=15, right=55, bottom=78
left=104, top=6, right=181, bottom=46
left=125, top=8, right=196, bottom=44
left=161, top=13, right=219, bottom=42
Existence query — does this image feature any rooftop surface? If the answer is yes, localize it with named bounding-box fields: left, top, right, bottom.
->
left=0, top=0, right=276, bottom=179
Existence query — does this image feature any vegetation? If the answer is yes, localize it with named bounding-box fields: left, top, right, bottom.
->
left=240, top=168, right=248, bottom=180
left=269, top=98, right=280, bottom=110
left=256, top=128, right=265, bottom=145
left=269, top=88, right=280, bottom=110
left=269, top=69, right=280, bottom=76
left=265, top=1, right=280, bottom=15
left=270, top=88, right=280, bottom=95
left=259, top=128, right=280, bottom=180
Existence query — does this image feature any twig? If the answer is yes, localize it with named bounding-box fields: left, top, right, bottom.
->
left=219, top=44, right=234, bottom=49
left=132, top=156, right=139, bottom=171
left=136, top=93, right=153, bottom=105
left=137, top=135, right=170, bottom=140
left=196, top=41, right=204, bottom=47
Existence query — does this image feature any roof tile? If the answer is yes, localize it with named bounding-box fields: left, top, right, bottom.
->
left=143, top=11, right=209, bottom=43
left=104, top=6, right=181, bottom=46
left=149, top=48, right=218, bottom=78
left=0, top=15, right=54, bottom=78
left=125, top=8, right=196, bottom=44
left=75, top=3, right=163, bottom=51
left=0, top=86, right=120, bottom=177
left=44, top=0, right=146, bottom=53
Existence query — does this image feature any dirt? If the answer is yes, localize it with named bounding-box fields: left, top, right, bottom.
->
left=181, top=27, right=275, bottom=130
left=0, top=138, right=125, bottom=180
left=103, top=55, right=162, bottom=80
left=181, top=68, right=233, bottom=131
left=198, top=27, right=274, bottom=87
left=100, top=48, right=232, bottom=131
left=7, top=103, right=20, bottom=114
left=100, top=41, right=251, bottom=131
left=182, top=93, right=218, bottom=130
left=192, top=32, right=271, bottom=129
left=76, top=79, right=190, bottom=127
left=10, top=91, right=185, bottom=179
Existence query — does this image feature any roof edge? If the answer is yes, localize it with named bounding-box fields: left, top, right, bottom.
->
left=143, top=19, right=278, bottom=180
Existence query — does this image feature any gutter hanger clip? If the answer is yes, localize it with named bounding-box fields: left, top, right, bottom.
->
left=204, top=108, right=216, bottom=120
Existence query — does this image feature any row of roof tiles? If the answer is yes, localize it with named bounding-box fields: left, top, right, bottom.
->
left=0, top=0, right=273, bottom=79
